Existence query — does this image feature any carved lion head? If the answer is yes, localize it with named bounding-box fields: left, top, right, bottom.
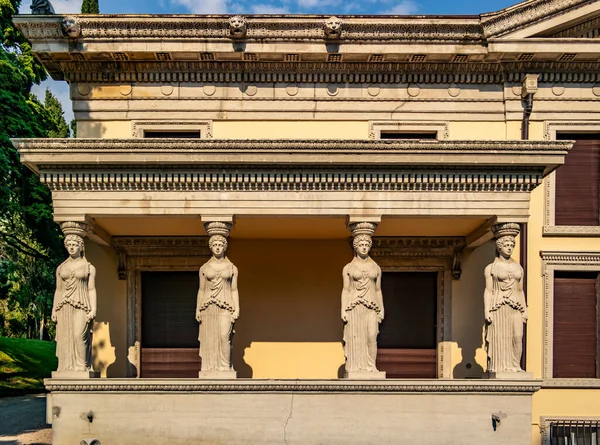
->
left=324, top=16, right=343, bottom=39
left=62, top=16, right=81, bottom=38
left=229, top=16, right=247, bottom=39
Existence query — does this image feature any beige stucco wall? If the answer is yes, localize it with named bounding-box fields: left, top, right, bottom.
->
left=85, top=242, right=128, bottom=378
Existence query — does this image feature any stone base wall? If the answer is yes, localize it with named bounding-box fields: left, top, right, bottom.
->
left=46, top=379, right=538, bottom=445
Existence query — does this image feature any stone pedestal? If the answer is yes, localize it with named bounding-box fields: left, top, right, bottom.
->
left=51, top=371, right=100, bottom=379
left=485, top=372, right=534, bottom=380
left=343, top=371, right=386, bottom=380
left=198, top=371, right=237, bottom=379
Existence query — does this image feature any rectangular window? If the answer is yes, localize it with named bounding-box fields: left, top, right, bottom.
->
left=143, top=130, right=201, bottom=138
left=380, top=132, right=437, bottom=140
left=550, top=420, right=599, bottom=445
left=553, top=271, right=599, bottom=378
left=555, top=134, right=600, bottom=226
left=141, top=271, right=201, bottom=377
left=377, top=272, right=438, bottom=378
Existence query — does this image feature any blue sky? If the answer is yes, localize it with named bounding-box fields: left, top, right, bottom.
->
left=18, top=0, right=520, bottom=124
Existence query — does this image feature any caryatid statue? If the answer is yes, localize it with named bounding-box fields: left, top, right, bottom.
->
left=52, top=222, right=98, bottom=377
left=484, top=223, right=528, bottom=375
left=196, top=221, right=239, bottom=378
left=341, top=222, right=386, bottom=379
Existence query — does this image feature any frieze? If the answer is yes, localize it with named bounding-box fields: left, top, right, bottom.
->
left=371, top=237, right=465, bottom=257
left=44, top=380, right=542, bottom=394
left=39, top=170, right=544, bottom=193
left=113, top=236, right=209, bottom=254
left=481, top=0, right=590, bottom=38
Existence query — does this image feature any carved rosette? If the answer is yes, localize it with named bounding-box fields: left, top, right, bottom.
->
left=60, top=221, right=89, bottom=238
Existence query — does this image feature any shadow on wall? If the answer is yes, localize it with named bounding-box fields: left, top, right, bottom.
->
left=92, top=321, right=116, bottom=377
left=451, top=242, right=495, bottom=379
left=228, top=239, right=350, bottom=379
left=86, top=243, right=128, bottom=378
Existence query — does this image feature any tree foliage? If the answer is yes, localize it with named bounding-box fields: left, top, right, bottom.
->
left=0, top=0, right=66, bottom=339
left=81, top=0, right=99, bottom=14
left=45, top=88, right=69, bottom=138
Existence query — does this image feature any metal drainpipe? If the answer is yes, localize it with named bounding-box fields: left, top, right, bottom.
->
left=519, top=90, right=533, bottom=370
left=521, top=93, right=534, bottom=140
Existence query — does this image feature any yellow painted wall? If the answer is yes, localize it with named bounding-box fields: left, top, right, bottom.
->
left=448, top=122, right=507, bottom=140
left=213, top=121, right=368, bottom=140
left=85, top=242, right=128, bottom=377
left=78, top=120, right=132, bottom=139
left=451, top=240, right=495, bottom=378
left=227, top=239, right=348, bottom=378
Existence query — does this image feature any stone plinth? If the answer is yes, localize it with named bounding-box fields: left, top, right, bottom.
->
left=344, top=371, right=386, bottom=380
left=44, top=378, right=541, bottom=445
left=485, top=372, right=534, bottom=380
left=51, top=371, right=100, bottom=379
left=198, top=371, right=237, bottom=379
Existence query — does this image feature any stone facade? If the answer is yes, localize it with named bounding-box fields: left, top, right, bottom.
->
left=11, top=0, right=600, bottom=443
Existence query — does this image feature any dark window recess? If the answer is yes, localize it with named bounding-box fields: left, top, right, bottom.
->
left=380, top=132, right=437, bottom=140
left=550, top=420, right=599, bottom=445
left=143, top=130, right=201, bottom=138
left=555, top=134, right=600, bottom=226
left=141, top=271, right=199, bottom=348
left=377, top=272, right=438, bottom=378
left=553, top=271, right=599, bottom=378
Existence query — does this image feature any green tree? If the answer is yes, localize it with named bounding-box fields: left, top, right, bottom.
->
left=81, top=0, right=99, bottom=14
left=0, top=0, right=65, bottom=339
left=70, top=118, right=77, bottom=138
left=44, top=88, right=69, bottom=137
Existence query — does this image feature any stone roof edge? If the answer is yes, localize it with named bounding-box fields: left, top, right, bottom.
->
left=12, top=138, right=573, bottom=152
left=14, top=0, right=599, bottom=43
left=480, top=0, right=595, bottom=38
left=13, top=14, right=483, bottom=42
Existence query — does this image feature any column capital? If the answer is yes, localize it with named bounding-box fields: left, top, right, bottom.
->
left=60, top=221, right=89, bottom=238
left=204, top=221, right=234, bottom=238
left=201, top=215, right=235, bottom=224
left=348, top=221, right=378, bottom=238
left=491, top=222, right=521, bottom=240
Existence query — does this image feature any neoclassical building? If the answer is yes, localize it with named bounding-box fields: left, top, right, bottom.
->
left=13, top=0, right=600, bottom=443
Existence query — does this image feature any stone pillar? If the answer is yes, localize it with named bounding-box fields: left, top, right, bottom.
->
left=483, top=223, right=532, bottom=379
left=52, top=221, right=100, bottom=379
left=341, top=221, right=386, bottom=379
left=196, top=220, right=239, bottom=379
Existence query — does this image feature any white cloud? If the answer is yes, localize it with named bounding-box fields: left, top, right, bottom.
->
left=250, top=4, right=290, bottom=13
left=32, top=79, right=74, bottom=125
left=19, top=0, right=82, bottom=14
left=382, top=0, right=418, bottom=15
left=169, top=0, right=229, bottom=14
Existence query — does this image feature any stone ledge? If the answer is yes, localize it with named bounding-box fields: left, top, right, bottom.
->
left=44, top=378, right=542, bottom=394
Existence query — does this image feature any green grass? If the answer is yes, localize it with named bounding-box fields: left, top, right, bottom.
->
left=0, top=337, right=57, bottom=397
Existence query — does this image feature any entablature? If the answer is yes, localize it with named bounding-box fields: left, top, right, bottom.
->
left=13, top=0, right=600, bottom=82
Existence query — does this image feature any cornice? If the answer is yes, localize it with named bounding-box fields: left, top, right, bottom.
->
left=13, top=139, right=572, bottom=179
left=540, top=251, right=600, bottom=265
left=44, top=378, right=542, bottom=394
left=481, top=0, right=593, bottom=38
left=12, top=138, right=573, bottom=153
left=14, top=15, right=483, bottom=42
